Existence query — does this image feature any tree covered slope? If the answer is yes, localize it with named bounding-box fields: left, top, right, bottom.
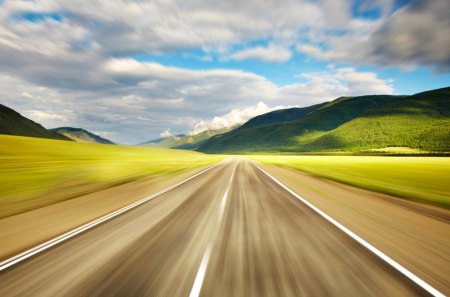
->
left=198, top=87, right=450, bottom=153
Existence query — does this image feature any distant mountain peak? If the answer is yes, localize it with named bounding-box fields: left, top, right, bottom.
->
left=51, top=127, right=114, bottom=144
left=139, top=127, right=236, bottom=149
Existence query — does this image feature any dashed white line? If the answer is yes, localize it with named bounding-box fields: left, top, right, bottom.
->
left=189, top=164, right=237, bottom=297
left=253, top=163, right=445, bottom=297
left=0, top=162, right=224, bottom=272
left=189, top=245, right=213, bottom=297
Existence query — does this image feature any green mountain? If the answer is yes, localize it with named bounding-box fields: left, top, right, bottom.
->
left=51, top=127, right=114, bottom=144
left=140, top=127, right=234, bottom=149
left=198, top=87, right=450, bottom=153
left=236, top=102, right=327, bottom=130
left=140, top=134, right=188, bottom=148
left=0, top=104, right=70, bottom=141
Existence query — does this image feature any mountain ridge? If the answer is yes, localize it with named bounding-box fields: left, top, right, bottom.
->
left=197, top=87, right=450, bottom=153
left=0, top=104, right=71, bottom=141
left=140, top=127, right=236, bottom=149
left=51, top=127, right=114, bottom=144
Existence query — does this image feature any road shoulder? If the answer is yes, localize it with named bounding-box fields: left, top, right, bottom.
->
left=0, top=165, right=212, bottom=261
left=259, top=163, right=450, bottom=296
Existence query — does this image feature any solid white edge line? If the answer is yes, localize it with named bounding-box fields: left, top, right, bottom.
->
left=252, top=163, right=445, bottom=297
left=189, top=164, right=237, bottom=297
left=0, top=162, right=225, bottom=272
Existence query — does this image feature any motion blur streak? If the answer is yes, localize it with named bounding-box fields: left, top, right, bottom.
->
left=190, top=164, right=236, bottom=297
left=253, top=163, right=445, bottom=297
left=0, top=159, right=436, bottom=296
left=0, top=162, right=222, bottom=272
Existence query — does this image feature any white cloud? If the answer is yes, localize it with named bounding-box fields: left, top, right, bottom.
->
left=370, top=0, right=450, bottom=71
left=318, top=0, right=352, bottom=27
left=297, top=0, right=450, bottom=71
left=187, top=66, right=393, bottom=135
left=230, top=45, right=292, bottom=63
left=20, top=92, right=34, bottom=99
left=160, top=128, right=173, bottom=138
left=189, top=102, right=283, bottom=135
left=92, top=130, right=116, bottom=140
left=296, top=67, right=394, bottom=96
left=0, top=62, right=393, bottom=144
left=0, top=0, right=447, bottom=84
left=0, top=0, right=324, bottom=56
left=24, top=110, right=69, bottom=126
left=0, top=1, right=403, bottom=144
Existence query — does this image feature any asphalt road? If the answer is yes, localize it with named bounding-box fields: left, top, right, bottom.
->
left=0, top=159, right=432, bottom=296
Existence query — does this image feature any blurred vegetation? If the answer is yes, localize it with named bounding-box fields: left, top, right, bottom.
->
left=0, top=135, right=223, bottom=218
left=252, top=155, right=450, bottom=208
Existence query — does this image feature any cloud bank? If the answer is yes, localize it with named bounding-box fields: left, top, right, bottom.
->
left=0, top=0, right=445, bottom=144
left=0, top=63, right=393, bottom=144
left=297, top=0, right=450, bottom=71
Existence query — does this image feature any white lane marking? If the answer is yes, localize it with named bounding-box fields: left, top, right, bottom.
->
left=189, top=245, right=212, bottom=297
left=189, top=164, right=237, bottom=297
left=0, top=162, right=225, bottom=272
left=252, top=163, right=445, bottom=297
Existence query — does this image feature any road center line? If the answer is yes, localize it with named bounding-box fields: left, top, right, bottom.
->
left=189, top=163, right=237, bottom=297
left=252, top=162, right=445, bottom=297
left=0, top=161, right=225, bottom=272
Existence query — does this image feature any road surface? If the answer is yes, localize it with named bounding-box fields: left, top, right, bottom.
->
left=0, top=159, right=433, bottom=296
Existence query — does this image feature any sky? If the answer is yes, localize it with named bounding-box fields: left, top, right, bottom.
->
left=0, top=0, right=449, bottom=144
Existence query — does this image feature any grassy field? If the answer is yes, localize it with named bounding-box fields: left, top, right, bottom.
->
left=251, top=155, right=450, bottom=208
left=0, top=135, right=223, bottom=218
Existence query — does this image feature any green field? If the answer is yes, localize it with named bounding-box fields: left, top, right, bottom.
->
left=251, top=155, right=450, bottom=208
left=2, top=134, right=449, bottom=219
left=0, top=135, right=223, bottom=218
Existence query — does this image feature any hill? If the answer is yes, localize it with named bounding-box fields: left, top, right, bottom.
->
left=236, top=102, right=327, bottom=130
left=0, top=104, right=70, bottom=141
left=198, top=87, right=450, bottom=153
left=51, top=127, right=114, bottom=144
left=140, top=134, right=187, bottom=148
left=140, top=127, right=234, bottom=149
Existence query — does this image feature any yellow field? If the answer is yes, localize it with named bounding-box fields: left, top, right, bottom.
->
left=0, top=135, right=223, bottom=218
left=251, top=155, right=450, bottom=207
left=2, top=134, right=449, bottom=219
left=365, top=147, right=428, bottom=154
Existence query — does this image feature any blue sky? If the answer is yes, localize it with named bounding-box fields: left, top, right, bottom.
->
left=0, top=0, right=449, bottom=143
left=134, top=48, right=450, bottom=95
